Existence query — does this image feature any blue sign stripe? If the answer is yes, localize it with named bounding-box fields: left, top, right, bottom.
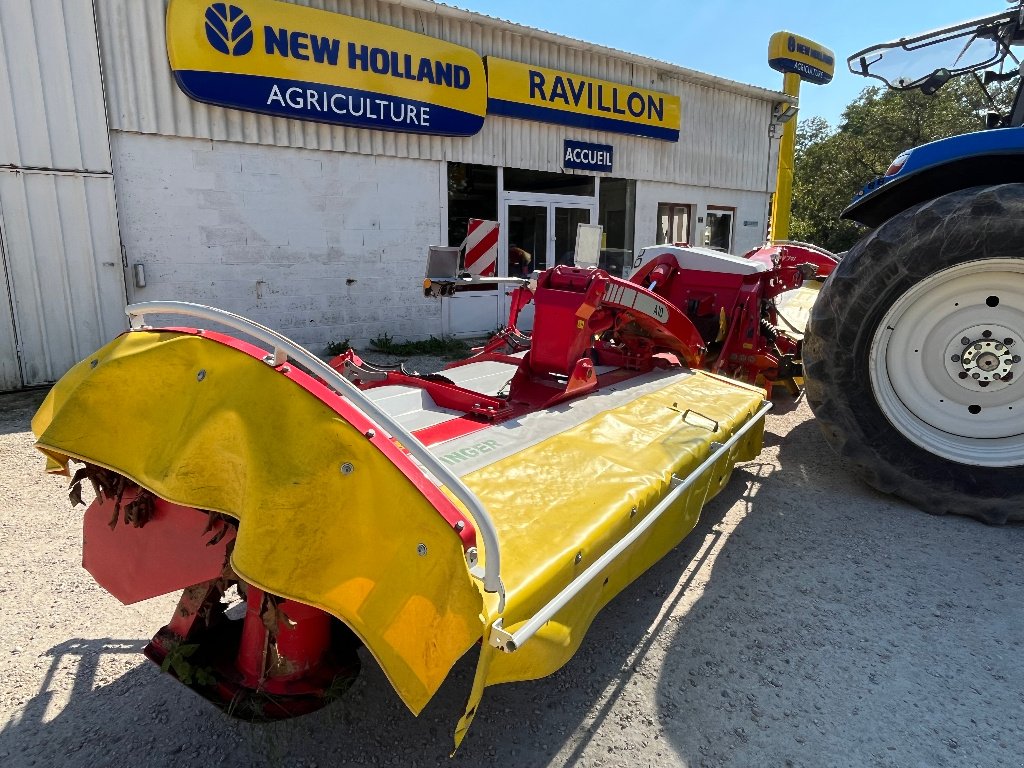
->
left=488, top=98, right=680, bottom=142
left=174, top=70, right=485, bottom=137
left=768, top=57, right=832, bottom=85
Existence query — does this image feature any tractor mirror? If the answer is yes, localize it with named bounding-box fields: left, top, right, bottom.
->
left=919, top=68, right=952, bottom=96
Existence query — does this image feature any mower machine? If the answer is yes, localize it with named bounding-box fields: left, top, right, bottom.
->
left=32, top=240, right=834, bottom=743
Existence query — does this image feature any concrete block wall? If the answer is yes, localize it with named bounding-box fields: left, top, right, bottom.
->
left=110, top=132, right=445, bottom=351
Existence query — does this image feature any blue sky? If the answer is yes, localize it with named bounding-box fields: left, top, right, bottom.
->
left=452, top=1, right=998, bottom=127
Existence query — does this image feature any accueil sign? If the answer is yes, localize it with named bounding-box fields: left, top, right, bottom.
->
left=167, top=0, right=681, bottom=141
left=166, top=0, right=487, bottom=136
left=563, top=140, right=613, bottom=173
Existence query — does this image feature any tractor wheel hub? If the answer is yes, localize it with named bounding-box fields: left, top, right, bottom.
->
left=945, top=326, right=1018, bottom=393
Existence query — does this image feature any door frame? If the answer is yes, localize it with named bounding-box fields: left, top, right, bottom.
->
left=498, top=189, right=598, bottom=326
left=705, top=204, right=736, bottom=252
left=499, top=194, right=598, bottom=272
left=0, top=200, right=24, bottom=389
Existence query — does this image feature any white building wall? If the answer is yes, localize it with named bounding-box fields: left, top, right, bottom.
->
left=96, top=0, right=785, bottom=350
left=634, top=182, right=772, bottom=258
left=0, top=0, right=112, bottom=172
left=112, top=132, right=444, bottom=348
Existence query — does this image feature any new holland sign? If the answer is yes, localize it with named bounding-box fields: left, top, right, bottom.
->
left=486, top=57, right=680, bottom=141
left=166, top=0, right=488, bottom=136
left=768, top=32, right=835, bottom=86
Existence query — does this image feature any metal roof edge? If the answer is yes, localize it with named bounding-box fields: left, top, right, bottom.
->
left=389, top=0, right=792, bottom=104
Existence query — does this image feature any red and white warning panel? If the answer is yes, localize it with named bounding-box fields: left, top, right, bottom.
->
left=464, top=218, right=498, bottom=276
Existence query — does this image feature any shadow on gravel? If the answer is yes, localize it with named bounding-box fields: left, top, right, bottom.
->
left=0, top=505, right=747, bottom=768
left=6, top=412, right=1022, bottom=768
left=0, top=455, right=754, bottom=768
left=656, top=419, right=1024, bottom=767
left=0, top=389, right=48, bottom=436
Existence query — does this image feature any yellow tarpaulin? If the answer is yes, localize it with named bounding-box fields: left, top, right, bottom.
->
left=453, top=371, right=764, bottom=744
left=33, top=330, right=484, bottom=714
left=33, top=329, right=764, bottom=746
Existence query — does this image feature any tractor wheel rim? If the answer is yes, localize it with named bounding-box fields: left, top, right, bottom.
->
left=869, top=258, right=1024, bottom=467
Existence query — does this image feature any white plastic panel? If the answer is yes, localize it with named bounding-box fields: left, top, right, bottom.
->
left=636, top=245, right=768, bottom=275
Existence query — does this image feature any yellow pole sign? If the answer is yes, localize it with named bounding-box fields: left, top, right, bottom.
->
left=767, top=32, right=835, bottom=241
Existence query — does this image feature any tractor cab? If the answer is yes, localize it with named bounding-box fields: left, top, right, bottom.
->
left=849, top=6, right=1022, bottom=107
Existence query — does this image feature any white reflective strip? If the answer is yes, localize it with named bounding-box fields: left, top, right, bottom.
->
left=633, top=293, right=668, bottom=322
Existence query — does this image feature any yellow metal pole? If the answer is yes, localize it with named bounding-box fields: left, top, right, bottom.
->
left=770, top=72, right=801, bottom=242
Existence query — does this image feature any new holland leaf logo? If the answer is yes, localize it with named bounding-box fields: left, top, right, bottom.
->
left=204, top=3, right=253, bottom=56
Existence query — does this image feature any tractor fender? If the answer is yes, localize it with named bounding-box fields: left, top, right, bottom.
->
left=843, top=127, right=1024, bottom=227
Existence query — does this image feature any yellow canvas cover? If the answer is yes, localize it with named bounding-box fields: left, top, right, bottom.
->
left=32, top=330, right=484, bottom=714
left=33, top=329, right=765, bottom=746
left=452, top=371, right=764, bottom=744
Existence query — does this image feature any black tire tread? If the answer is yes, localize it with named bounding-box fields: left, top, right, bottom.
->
left=804, top=184, right=1024, bottom=525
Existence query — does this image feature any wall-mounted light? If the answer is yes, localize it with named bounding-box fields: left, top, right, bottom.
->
left=773, top=103, right=799, bottom=123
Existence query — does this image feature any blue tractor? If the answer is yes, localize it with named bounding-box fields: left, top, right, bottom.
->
left=803, top=6, right=1024, bottom=523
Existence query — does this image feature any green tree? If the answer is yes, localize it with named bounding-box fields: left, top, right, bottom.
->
left=790, top=77, right=1016, bottom=253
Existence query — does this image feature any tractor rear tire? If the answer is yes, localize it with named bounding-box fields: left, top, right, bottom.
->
left=803, top=184, right=1024, bottom=524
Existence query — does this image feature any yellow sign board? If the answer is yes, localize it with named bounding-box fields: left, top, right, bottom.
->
left=166, top=0, right=487, bottom=135
left=768, top=31, right=835, bottom=85
left=485, top=57, right=681, bottom=141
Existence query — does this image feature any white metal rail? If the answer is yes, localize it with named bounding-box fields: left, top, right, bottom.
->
left=488, top=398, right=772, bottom=653
left=769, top=239, right=840, bottom=261
left=125, top=301, right=505, bottom=603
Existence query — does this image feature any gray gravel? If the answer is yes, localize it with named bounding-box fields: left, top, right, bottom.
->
left=1, top=386, right=1022, bottom=768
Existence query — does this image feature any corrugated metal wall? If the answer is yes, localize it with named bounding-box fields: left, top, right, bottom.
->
left=95, top=0, right=778, bottom=192
left=0, top=0, right=128, bottom=389
left=0, top=0, right=111, bottom=172
left=0, top=171, right=128, bottom=385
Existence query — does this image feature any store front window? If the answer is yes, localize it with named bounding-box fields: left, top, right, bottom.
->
left=598, top=178, right=635, bottom=277
left=507, top=205, right=547, bottom=275
left=445, top=163, right=500, bottom=336
left=504, top=168, right=595, bottom=196
left=656, top=203, right=691, bottom=246
left=447, top=162, right=498, bottom=269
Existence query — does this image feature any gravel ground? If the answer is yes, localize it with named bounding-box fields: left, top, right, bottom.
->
left=1, top=382, right=1023, bottom=768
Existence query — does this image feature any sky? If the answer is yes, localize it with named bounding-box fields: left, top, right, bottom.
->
left=450, top=0, right=1000, bottom=126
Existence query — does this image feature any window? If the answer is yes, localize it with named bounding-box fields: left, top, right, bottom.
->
left=704, top=206, right=735, bottom=252
left=656, top=203, right=691, bottom=246
left=503, top=168, right=595, bottom=196
left=599, top=178, right=636, bottom=277
left=447, top=163, right=498, bottom=256
left=447, top=163, right=498, bottom=284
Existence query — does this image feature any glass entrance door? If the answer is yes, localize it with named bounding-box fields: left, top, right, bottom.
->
left=554, top=206, right=593, bottom=267
left=505, top=204, right=547, bottom=278
left=500, top=197, right=595, bottom=330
